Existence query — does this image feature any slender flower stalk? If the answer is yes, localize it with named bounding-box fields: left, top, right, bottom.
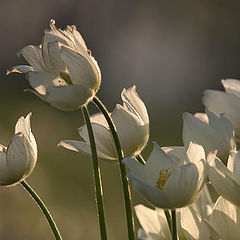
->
left=171, top=209, right=177, bottom=240
left=20, top=180, right=62, bottom=240
left=93, top=96, right=135, bottom=240
left=136, top=155, right=146, bottom=165
left=82, top=106, right=107, bottom=240
left=164, top=210, right=172, bottom=233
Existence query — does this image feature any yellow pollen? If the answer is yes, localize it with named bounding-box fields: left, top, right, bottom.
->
left=156, top=167, right=175, bottom=190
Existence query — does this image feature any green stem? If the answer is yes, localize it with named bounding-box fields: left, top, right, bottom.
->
left=164, top=209, right=172, bottom=233
left=93, top=96, right=135, bottom=240
left=171, top=209, right=177, bottom=240
left=136, top=154, right=145, bottom=165
left=20, top=180, right=62, bottom=240
left=82, top=106, right=107, bottom=240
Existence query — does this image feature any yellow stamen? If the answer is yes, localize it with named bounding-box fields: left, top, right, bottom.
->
left=156, top=167, right=175, bottom=190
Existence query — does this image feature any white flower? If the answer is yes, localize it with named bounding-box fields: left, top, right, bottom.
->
left=58, top=86, right=149, bottom=160
left=123, top=142, right=207, bottom=209
left=202, top=79, right=240, bottom=141
left=183, top=110, right=236, bottom=164
left=208, top=150, right=240, bottom=207
left=0, top=113, right=37, bottom=186
left=7, top=19, right=101, bottom=111
left=208, top=196, right=240, bottom=240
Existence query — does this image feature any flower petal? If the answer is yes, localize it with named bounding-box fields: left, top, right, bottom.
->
left=161, top=146, right=188, bottom=164
left=227, top=151, right=240, bottom=183
left=0, top=151, right=14, bottom=186
left=18, top=45, right=47, bottom=71
left=111, top=104, right=149, bottom=157
left=7, top=65, right=34, bottom=74
left=26, top=71, right=67, bottom=95
left=121, top=86, right=149, bottom=125
left=45, top=84, right=94, bottom=111
left=164, top=163, right=199, bottom=208
left=60, top=46, right=99, bottom=90
left=58, top=140, right=114, bottom=160
left=222, top=79, right=240, bottom=98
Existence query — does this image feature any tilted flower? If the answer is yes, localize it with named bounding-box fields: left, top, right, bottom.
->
left=208, top=150, right=240, bottom=207
left=59, top=86, right=149, bottom=160
left=202, top=79, right=240, bottom=141
left=183, top=110, right=236, bottom=164
left=0, top=113, right=37, bottom=186
left=123, top=142, right=207, bottom=209
left=7, top=19, right=101, bottom=111
left=208, top=196, right=240, bottom=240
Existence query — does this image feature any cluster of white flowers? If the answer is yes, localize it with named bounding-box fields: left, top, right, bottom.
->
left=3, top=20, right=240, bottom=239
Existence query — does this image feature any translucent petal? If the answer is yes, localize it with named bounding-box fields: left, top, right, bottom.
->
left=7, top=65, right=34, bottom=74
left=227, top=151, right=240, bottom=183
left=222, top=79, right=240, bottom=98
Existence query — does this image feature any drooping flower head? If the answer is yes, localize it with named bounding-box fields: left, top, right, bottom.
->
left=59, top=86, right=149, bottom=160
left=8, top=19, right=101, bottom=111
left=0, top=113, right=37, bottom=186
left=123, top=142, right=207, bottom=209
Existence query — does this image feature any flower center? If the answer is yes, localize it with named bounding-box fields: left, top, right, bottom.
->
left=155, top=167, right=175, bottom=190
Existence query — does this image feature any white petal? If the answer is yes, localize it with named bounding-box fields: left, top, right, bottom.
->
left=127, top=173, right=173, bottom=209
left=134, top=205, right=171, bottom=239
left=121, top=86, right=149, bottom=125
left=79, top=123, right=117, bottom=159
left=60, top=46, right=99, bottom=90
left=90, top=113, right=109, bottom=129
left=186, top=142, right=205, bottom=166
left=227, top=150, right=240, bottom=183
left=202, top=89, right=240, bottom=139
left=210, top=197, right=240, bottom=240
left=222, top=79, right=240, bottom=98
left=194, top=112, right=209, bottom=123
left=58, top=140, right=115, bottom=160
left=161, top=146, right=188, bottom=164
left=18, top=45, right=46, bottom=71
left=27, top=71, right=67, bottom=95
left=45, top=84, right=94, bottom=111
left=164, top=163, right=199, bottom=208
left=0, top=151, right=14, bottom=186
left=6, top=133, right=37, bottom=183
left=208, top=157, right=240, bottom=207
left=111, top=104, right=149, bottom=157
left=15, top=113, right=31, bottom=137
left=7, top=65, right=34, bottom=74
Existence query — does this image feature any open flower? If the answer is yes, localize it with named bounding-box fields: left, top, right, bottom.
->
left=0, top=113, right=37, bottom=186
left=208, top=150, right=240, bottom=207
left=183, top=110, right=236, bottom=164
left=123, top=142, right=207, bottom=209
left=7, top=19, right=101, bottom=111
left=59, top=86, right=149, bottom=160
left=202, top=79, right=240, bottom=141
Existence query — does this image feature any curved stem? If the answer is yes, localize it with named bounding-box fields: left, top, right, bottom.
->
left=82, top=106, right=107, bottom=240
left=20, top=180, right=62, bottom=240
left=93, top=96, right=135, bottom=240
left=171, top=209, right=177, bottom=240
left=136, top=154, right=145, bottom=165
left=164, top=210, right=172, bottom=233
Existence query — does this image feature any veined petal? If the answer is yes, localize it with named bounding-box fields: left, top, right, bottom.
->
left=134, top=205, right=171, bottom=239
left=210, top=197, right=240, bottom=240
left=18, top=45, right=47, bottom=71
left=202, top=90, right=240, bottom=139
left=0, top=151, right=15, bottom=186
left=58, top=140, right=115, bottom=160
left=208, top=157, right=240, bottom=207
left=186, top=142, right=205, bottom=166
left=45, top=84, right=94, bottom=111
left=79, top=123, right=117, bottom=159
left=121, top=86, right=149, bottom=125
left=164, top=163, right=199, bottom=208
left=90, top=113, right=109, bottom=129
left=111, top=104, right=149, bottom=157
left=227, top=151, right=240, bottom=183
left=7, top=65, right=34, bottom=74
left=15, top=112, right=31, bottom=137
left=6, top=133, right=37, bottom=183
left=127, top=173, right=173, bottom=209
left=222, top=79, right=240, bottom=98
left=26, top=71, right=67, bottom=95
left=60, top=46, right=99, bottom=90
left=161, top=146, right=188, bottom=164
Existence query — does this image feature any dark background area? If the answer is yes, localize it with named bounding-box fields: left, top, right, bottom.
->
left=1, top=0, right=240, bottom=239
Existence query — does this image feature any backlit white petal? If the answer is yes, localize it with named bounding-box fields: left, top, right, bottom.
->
left=222, top=79, right=240, bottom=98
left=161, top=146, right=188, bottom=164
left=227, top=151, right=240, bottom=183
left=7, top=65, right=34, bottom=74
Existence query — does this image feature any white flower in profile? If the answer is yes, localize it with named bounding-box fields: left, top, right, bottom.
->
left=123, top=142, right=207, bottom=209
left=208, top=196, right=240, bottom=240
left=183, top=110, right=236, bottom=164
left=208, top=150, right=240, bottom=207
left=202, top=79, right=240, bottom=141
left=8, top=19, right=101, bottom=111
left=59, top=86, right=149, bottom=160
left=0, top=113, right=37, bottom=186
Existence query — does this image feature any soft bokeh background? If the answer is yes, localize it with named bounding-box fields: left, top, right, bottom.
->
left=1, top=0, right=240, bottom=239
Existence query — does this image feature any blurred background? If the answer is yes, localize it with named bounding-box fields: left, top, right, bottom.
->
left=1, top=0, right=240, bottom=239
